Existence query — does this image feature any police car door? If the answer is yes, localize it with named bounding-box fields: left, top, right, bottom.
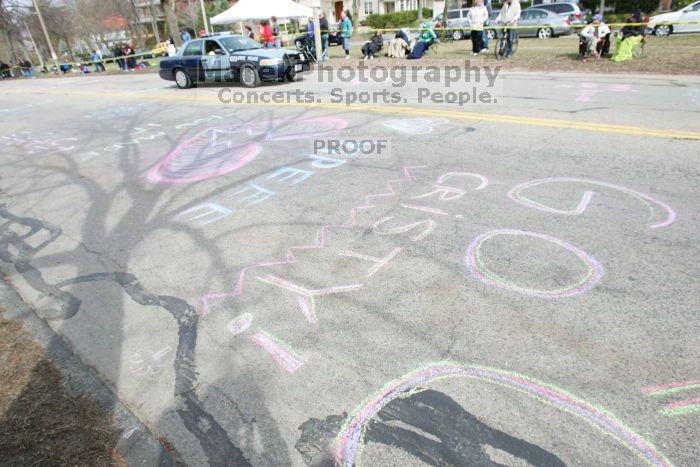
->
left=202, top=40, right=229, bottom=82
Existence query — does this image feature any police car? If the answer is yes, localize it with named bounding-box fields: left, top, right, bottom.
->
left=159, top=34, right=309, bottom=89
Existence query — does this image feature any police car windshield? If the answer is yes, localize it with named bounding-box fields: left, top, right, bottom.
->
left=219, top=36, right=263, bottom=52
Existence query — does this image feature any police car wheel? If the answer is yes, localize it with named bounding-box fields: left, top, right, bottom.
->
left=174, top=69, right=193, bottom=89
left=240, top=64, right=260, bottom=88
left=285, top=69, right=297, bottom=82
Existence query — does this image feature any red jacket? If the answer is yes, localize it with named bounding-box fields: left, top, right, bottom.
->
left=260, top=25, right=274, bottom=43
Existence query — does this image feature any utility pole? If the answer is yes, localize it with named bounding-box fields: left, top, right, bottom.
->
left=313, top=4, right=322, bottom=62
left=24, top=22, right=44, bottom=69
left=199, top=0, right=209, bottom=35
left=31, top=0, right=57, bottom=64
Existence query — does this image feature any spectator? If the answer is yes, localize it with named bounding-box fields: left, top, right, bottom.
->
left=91, top=50, right=105, bottom=72
left=361, top=31, right=383, bottom=60
left=621, top=9, right=645, bottom=38
left=468, top=0, right=488, bottom=55
left=340, top=10, right=353, bottom=59
left=387, top=29, right=410, bottom=58
left=17, top=58, right=34, bottom=77
left=181, top=29, right=192, bottom=43
left=260, top=19, right=275, bottom=47
left=124, top=44, right=137, bottom=71
left=580, top=14, right=610, bottom=60
left=319, top=12, right=330, bottom=54
left=495, top=0, right=521, bottom=58
left=114, top=45, right=124, bottom=70
left=1, top=59, right=13, bottom=78
left=245, top=25, right=256, bottom=41
left=166, top=40, right=177, bottom=56
left=482, top=0, right=493, bottom=51
left=407, top=23, right=437, bottom=59
left=271, top=16, right=281, bottom=48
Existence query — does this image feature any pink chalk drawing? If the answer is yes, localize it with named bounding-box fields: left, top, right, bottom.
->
left=202, top=165, right=488, bottom=372
left=227, top=313, right=253, bottom=335
left=641, top=379, right=700, bottom=416
left=660, top=397, right=700, bottom=416
left=465, top=229, right=604, bottom=298
left=147, top=129, right=262, bottom=183
left=507, top=178, right=677, bottom=229
left=201, top=165, right=427, bottom=317
left=249, top=331, right=305, bottom=374
left=335, top=363, right=673, bottom=467
left=147, top=117, right=348, bottom=183
left=641, top=380, right=700, bottom=396
left=575, top=82, right=637, bottom=102
left=256, top=274, right=363, bottom=324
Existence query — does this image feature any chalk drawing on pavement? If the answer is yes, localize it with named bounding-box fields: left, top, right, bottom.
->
left=381, top=118, right=449, bottom=135
left=507, top=178, right=677, bottom=229
left=128, top=345, right=172, bottom=376
left=641, top=380, right=700, bottom=416
left=465, top=229, right=604, bottom=298
left=227, top=313, right=253, bottom=335
left=177, top=203, right=233, bottom=226
left=249, top=331, right=305, bottom=374
left=335, top=362, right=673, bottom=467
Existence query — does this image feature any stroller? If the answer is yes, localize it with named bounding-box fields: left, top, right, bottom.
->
left=298, top=35, right=327, bottom=63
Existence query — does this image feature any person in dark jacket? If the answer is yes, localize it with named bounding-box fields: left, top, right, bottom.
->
left=319, top=12, right=330, bottom=54
left=361, top=31, right=383, bottom=60
left=621, top=9, right=644, bottom=38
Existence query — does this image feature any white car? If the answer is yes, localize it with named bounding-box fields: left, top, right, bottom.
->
left=647, top=0, right=700, bottom=36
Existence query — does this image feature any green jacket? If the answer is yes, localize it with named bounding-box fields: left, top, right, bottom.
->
left=419, top=28, right=436, bottom=42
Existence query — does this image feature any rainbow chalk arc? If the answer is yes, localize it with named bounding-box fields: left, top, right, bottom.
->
left=335, top=363, right=673, bottom=467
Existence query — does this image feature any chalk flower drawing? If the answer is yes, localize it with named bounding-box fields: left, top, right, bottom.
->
left=147, top=117, right=348, bottom=183
left=336, top=362, right=674, bottom=467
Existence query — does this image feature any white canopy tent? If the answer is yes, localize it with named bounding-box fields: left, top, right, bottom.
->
left=210, top=0, right=313, bottom=24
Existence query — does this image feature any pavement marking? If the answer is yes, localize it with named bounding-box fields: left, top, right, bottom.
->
left=6, top=87, right=700, bottom=140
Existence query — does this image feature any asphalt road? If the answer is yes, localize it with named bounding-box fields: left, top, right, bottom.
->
left=1, top=66, right=699, bottom=466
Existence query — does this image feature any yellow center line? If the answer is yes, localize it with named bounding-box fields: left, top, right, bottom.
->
left=6, top=86, right=700, bottom=140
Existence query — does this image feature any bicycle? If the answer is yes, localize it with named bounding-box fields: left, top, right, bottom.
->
left=494, top=24, right=519, bottom=59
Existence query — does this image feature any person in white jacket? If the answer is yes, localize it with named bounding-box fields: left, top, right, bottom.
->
left=580, top=14, right=611, bottom=59
left=467, top=0, right=489, bottom=55
left=495, top=0, right=521, bottom=58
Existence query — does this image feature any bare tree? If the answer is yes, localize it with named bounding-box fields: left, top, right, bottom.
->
left=161, top=0, right=182, bottom=46
left=177, top=0, right=199, bottom=32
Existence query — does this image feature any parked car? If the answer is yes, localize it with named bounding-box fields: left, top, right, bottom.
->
left=647, top=0, right=700, bottom=36
left=135, top=48, right=154, bottom=59
left=159, top=34, right=309, bottom=89
left=445, top=8, right=471, bottom=40
left=531, top=2, right=583, bottom=23
left=294, top=25, right=343, bottom=49
left=151, top=41, right=169, bottom=57
left=519, top=8, right=573, bottom=38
